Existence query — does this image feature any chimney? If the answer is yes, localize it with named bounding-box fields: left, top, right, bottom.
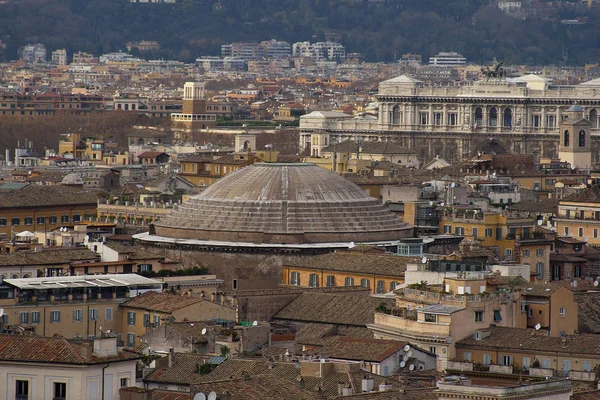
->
left=379, top=382, right=393, bottom=392
left=80, top=342, right=93, bottom=360
left=220, top=392, right=232, bottom=400
left=93, top=336, right=118, bottom=357
left=342, top=383, right=353, bottom=396
left=168, top=348, right=176, bottom=368
left=362, top=375, right=374, bottom=392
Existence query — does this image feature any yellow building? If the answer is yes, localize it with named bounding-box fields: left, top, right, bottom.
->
left=282, top=247, right=409, bottom=294
left=455, top=325, right=599, bottom=381
left=0, top=185, right=98, bottom=239
left=555, top=188, right=600, bottom=245
left=0, top=274, right=162, bottom=342
left=439, top=208, right=536, bottom=260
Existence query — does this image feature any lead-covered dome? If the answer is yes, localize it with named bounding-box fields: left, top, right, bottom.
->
left=153, top=163, right=412, bottom=245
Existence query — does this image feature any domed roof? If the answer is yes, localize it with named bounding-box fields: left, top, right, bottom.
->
left=61, top=173, right=84, bottom=186
left=153, top=163, right=412, bottom=245
left=568, top=103, right=584, bottom=112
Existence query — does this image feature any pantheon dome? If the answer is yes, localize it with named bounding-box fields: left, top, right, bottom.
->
left=146, top=163, right=413, bottom=247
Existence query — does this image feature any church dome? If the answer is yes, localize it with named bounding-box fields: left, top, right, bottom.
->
left=61, top=173, right=84, bottom=186
left=568, top=103, right=584, bottom=112
left=153, top=163, right=412, bottom=245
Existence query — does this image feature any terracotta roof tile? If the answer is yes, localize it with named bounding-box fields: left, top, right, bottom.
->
left=274, top=293, right=394, bottom=327
left=122, top=291, right=203, bottom=313
left=0, top=334, right=140, bottom=364
left=286, top=252, right=411, bottom=277
left=456, top=326, right=600, bottom=356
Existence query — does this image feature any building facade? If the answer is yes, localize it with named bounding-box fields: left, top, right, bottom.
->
left=299, top=75, right=600, bottom=163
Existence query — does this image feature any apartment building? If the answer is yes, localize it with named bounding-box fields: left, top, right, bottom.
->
left=281, top=247, right=408, bottom=294
left=0, top=185, right=98, bottom=238
left=0, top=274, right=162, bottom=341
left=454, top=325, right=600, bottom=383
left=0, top=93, right=104, bottom=118
left=555, top=188, right=600, bottom=246
left=439, top=207, right=536, bottom=261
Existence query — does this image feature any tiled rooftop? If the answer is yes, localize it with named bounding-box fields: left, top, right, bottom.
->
left=274, top=293, right=394, bottom=327
left=122, top=291, right=203, bottom=312
left=0, top=334, right=140, bottom=365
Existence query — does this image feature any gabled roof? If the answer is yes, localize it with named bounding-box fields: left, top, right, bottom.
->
left=456, top=326, right=600, bottom=356
left=380, top=75, right=423, bottom=84
left=274, top=293, right=394, bottom=327
left=299, top=110, right=353, bottom=119
left=0, top=185, right=98, bottom=209
left=0, top=335, right=141, bottom=365
left=121, top=291, right=203, bottom=313
left=286, top=251, right=410, bottom=277
left=138, top=151, right=169, bottom=158
left=579, top=78, right=600, bottom=86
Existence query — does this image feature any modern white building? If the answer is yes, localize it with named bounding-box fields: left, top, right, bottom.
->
left=292, top=41, right=346, bottom=62
left=51, top=49, right=68, bottom=66
left=429, top=51, right=467, bottom=67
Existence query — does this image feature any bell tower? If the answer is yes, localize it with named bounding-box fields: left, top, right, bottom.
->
left=559, top=103, right=592, bottom=169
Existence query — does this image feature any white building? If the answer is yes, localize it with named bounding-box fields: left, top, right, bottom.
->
left=18, top=44, right=46, bottom=63
left=51, top=49, right=68, bottom=66
left=0, top=334, right=139, bottom=400
left=429, top=51, right=467, bottom=67
left=292, top=41, right=346, bottom=62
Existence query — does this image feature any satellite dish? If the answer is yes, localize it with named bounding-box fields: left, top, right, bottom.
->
left=400, top=360, right=406, bottom=368
left=193, top=394, right=207, bottom=400
left=403, top=345, right=410, bottom=352
left=440, top=201, right=445, bottom=207
left=407, top=350, right=413, bottom=358
left=537, top=220, right=543, bottom=226
left=402, top=354, right=409, bottom=362
left=0, top=308, right=4, bottom=317
left=409, top=364, right=415, bottom=371
left=535, top=323, right=541, bottom=330
left=252, top=321, right=258, bottom=326
left=421, top=256, right=428, bottom=264
left=429, top=201, right=434, bottom=206
left=595, top=280, right=599, bottom=287
left=208, top=392, right=217, bottom=400
left=201, top=328, right=207, bottom=335
left=450, top=182, right=456, bottom=188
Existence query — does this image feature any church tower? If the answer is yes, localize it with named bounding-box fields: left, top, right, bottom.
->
left=559, top=103, right=592, bottom=169
left=170, top=82, right=216, bottom=135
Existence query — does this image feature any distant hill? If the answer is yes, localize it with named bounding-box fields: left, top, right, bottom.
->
left=0, top=0, right=599, bottom=65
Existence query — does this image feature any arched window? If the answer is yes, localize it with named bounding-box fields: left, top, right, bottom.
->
left=392, top=105, right=401, bottom=125
left=489, top=107, right=498, bottom=127
left=564, top=130, right=570, bottom=147
left=591, top=109, right=598, bottom=129
left=579, top=130, right=586, bottom=147
left=117, top=104, right=122, bottom=110
left=474, top=107, right=483, bottom=126
left=503, top=108, right=512, bottom=127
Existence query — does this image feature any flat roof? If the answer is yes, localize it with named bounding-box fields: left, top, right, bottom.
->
left=417, top=304, right=464, bottom=315
left=4, top=274, right=162, bottom=290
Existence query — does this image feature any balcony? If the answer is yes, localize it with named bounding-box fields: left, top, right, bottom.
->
left=373, top=312, right=451, bottom=339
left=399, top=288, right=511, bottom=306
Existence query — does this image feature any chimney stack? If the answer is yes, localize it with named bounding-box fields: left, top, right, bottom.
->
left=168, top=348, right=175, bottom=368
